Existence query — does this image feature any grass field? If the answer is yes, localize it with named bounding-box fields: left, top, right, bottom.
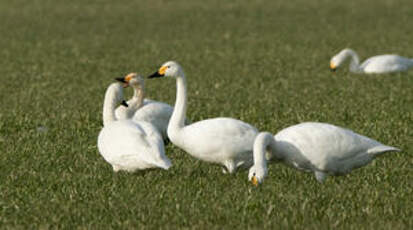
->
left=1, top=0, right=412, bottom=228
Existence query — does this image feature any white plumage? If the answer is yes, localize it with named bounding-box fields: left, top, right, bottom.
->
left=330, top=48, right=413, bottom=74
left=148, top=61, right=258, bottom=173
left=249, top=122, right=400, bottom=185
left=98, top=82, right=172, bottom=172
left=114, top=73, right=175, bottom=140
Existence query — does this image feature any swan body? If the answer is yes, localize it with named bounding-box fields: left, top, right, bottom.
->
left=249, top=122, right=400, bottom=185
left=148, top=61, right=258, bottom=173
left=114, top=73, right=175, bottom=140
left=98, top=82, right=172, bottom=172
left=330, top=48, right=413, bottom=74
left=132, top=100, right=174, bottom=139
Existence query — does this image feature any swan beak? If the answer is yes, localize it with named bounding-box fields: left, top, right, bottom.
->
left=115, top=77, right=129, bottom=88
left=147, top=71, right=163, bottom=79
left=148, top=66, right=167, bottom=79
left=120, top=100, right=128, bottom=107
left=251, top=176, right=259, bottom=186
left=330, top=62, right=337, bottom=72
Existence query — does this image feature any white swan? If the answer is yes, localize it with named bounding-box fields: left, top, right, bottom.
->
left=147, top=61, right=258, bottom=173
left=114, top=73, right=174, bottom=140
left=249, top=122, right=400, bottom=185
left=97, top=82, right=172, bottom=172
left=330, top=48, right=413, bottom=74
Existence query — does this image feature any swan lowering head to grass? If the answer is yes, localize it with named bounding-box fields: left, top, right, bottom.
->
left=97, top=82, right=172, bottom=172
left=330, top=48, right=413, bottom=74
left=147, top=61, right=258, bottom=173
left=114, top=73, right=175, bottom=140
left=249, top=122, right=400, bottom=185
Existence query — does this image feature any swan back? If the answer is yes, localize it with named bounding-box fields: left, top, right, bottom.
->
left=132, top=100, right=174, bottom=138
left=273, top=122, right=399, bottom=174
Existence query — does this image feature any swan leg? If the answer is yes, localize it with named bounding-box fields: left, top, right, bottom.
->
left=164, top=138, right=170, bottom=145
left=314, top=171, right=327, bottom=183
left=224, top=160, right=236, bottom=174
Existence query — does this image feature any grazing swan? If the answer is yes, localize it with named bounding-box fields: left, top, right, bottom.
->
left=114, top=73, right=174, bottom=140
left=147, top=61, right=258, bottom=173
left=330, top=48, right=413, bottom=74
left=249, top=122, right=400, bottom=185
left=97, top=82, right=172, bottom=172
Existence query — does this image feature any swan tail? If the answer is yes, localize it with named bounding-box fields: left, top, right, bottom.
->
left=368, top=145, right=401, bottom=157
left=154, top=157, right=172, bottom=170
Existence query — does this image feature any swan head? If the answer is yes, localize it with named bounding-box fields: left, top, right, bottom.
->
left=147, top=61, right=184, bottom=79
left=115, top=73, right=144, bottom=88
left=248, top=165, right=267, bottom=186
left=107, top=83, right=128, bottom=107
left=330, top=48, right=355, bottom=72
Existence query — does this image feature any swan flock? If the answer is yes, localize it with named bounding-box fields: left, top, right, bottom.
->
left=97, top=60, right=402, bottom=185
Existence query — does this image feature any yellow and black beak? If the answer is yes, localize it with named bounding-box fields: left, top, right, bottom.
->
left=330, top=62, right=337, bottom=72
left=147, top=66, right=167, bottom=79
left=115, top=73, right=135, bottom=87
left=115, top=77, right=127, bottom=83
left=251, top=176, right=259, bottom=187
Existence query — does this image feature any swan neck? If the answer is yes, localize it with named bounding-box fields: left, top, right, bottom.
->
left=253, top=132, right=275, bottom=170
left=169, top=73, right=187, bottom=133
left=103, top=85, right=119, bottom=126
left=131, top=84, right=145, bottom=111
left=347, top=50, right=361, bottom=72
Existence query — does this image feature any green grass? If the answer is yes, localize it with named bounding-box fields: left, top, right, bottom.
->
left=1, top=0, right=412, bottom=228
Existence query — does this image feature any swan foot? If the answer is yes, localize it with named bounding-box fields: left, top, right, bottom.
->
left=113, top=165, right=121, bottom=172
left=315, top=171, right=327, bottom=183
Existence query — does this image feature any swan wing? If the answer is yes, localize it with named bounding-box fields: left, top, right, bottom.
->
left=274, top=122, right=386, bottom=171
left=98, top=120, right=171, bottom=170
left=179, top=118, right=258, bottom=161
left=132, top=100, right=174, bottom=137
left=361, top=55, right=413, bottom=73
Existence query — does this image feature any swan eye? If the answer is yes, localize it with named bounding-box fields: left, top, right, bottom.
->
left=253, top=172, right=256, bottom=176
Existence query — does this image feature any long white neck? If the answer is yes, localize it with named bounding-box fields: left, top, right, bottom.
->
left=103, top=83, right=122, bottom=126
left=167, top=72, right=187, bottom=137
left=252, top=132, right=276, bottom=171
left=345, top=49, right=361, bottom=73
left=129, top=83, right=145, bottom=112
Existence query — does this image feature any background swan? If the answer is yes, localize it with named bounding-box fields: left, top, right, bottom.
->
left=97, top=82, right=172, bottom=172
left=114, top=73, right=178, bottom=140
left=148, top=61, right=258, bottom=173
left=249, top=122, right=400, bottom=185
left=330, top=48, right=413, bottom=74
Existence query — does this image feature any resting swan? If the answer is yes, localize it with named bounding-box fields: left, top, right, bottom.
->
left=249, top=122, right=400, bottom=185
left=114, top=73, right=174, bottom=140
left=330, top=48, right=413, bottom=74
left=97, top=82, right=172, bottom=172
left=147, top=61, right=258, bottom=173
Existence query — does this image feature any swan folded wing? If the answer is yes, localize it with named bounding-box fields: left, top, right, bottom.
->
left=274, top=123, right=379, bottom=170
left=181, top=118, right=257, bottom=160
left=115, top=123, right=169, bottom=169
left=362, top=55, right=411, bottom=73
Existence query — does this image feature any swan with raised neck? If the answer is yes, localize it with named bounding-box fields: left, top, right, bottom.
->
left=148, top=61, right=258, bottom=173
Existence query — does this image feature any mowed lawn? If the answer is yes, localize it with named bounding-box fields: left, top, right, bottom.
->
left=0, top=0, right=412, bottom=228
